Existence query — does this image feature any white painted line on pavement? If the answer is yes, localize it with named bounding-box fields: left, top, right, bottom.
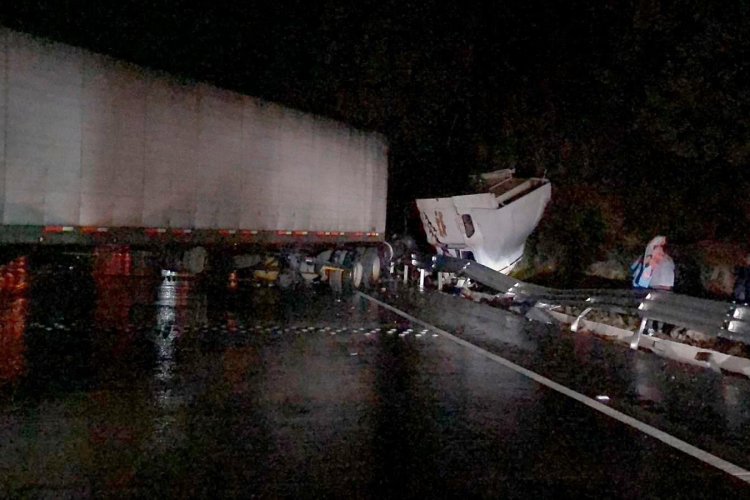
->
left=359, top=292, right=750, bottom=484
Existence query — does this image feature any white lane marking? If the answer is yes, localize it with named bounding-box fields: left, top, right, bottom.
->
left=359, top=292, right=750, bottom=483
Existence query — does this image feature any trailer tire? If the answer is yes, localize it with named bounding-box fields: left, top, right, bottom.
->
left=352, top=261, right=364, bottom=289
left=362, top=248, right=380, bottom=288
left=329, top=268, right=344, bottom=293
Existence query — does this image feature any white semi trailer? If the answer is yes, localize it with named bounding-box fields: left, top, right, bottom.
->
left=0, top=28, right=388, bottom=286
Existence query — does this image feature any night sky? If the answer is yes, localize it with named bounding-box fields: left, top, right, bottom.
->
left=2, top=1, right=750, bottom=244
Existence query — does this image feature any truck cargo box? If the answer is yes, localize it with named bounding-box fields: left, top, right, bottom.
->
left=0, top=28, right=387, bottom=246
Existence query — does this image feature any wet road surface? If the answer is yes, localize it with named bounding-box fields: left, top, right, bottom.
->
left=1, top=268, right=749, bottom=498
left=380, top=289, right=750, bottom=473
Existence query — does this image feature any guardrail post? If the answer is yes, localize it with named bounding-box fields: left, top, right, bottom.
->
left=403, top=264, right=409, bottom=285
left=571, top=307, right=592, bottom=333
left=419, top=268, right=426, bottom=290
left=630, top=318, right=648, bottom=350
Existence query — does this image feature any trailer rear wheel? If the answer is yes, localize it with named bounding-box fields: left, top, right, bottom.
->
left=352, top=261, right=364, bottom=289
left=329, top=268, right=344, bottom=293
left=362, top=248, right=380, bottom=288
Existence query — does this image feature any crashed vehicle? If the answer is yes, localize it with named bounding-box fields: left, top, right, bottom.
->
left=0, top=27, right=388, bottom=291
left=416, top=169, right=551, bottom=273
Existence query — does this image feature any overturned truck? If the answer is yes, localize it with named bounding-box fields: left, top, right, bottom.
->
left=416, top=169, right=551, bottom=274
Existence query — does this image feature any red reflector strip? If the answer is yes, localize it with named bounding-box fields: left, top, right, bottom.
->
left=81, top=226, right=108, bottom=234
left=145, top=228, right=167, bottom=237
left=172, top=229, right=192, bottom=235
left=277, top=231, right=292, bottom=236
left=353, top=232, right=364, bottom=237
left=43, top=226, right=74, bottom=233
left=219, top=229, right=236, bottom=236
left=316, top=231, right=333, bottom=237
left=240, top=230, right=257, bottom=237
left=293, top=231, right=308, bottom=237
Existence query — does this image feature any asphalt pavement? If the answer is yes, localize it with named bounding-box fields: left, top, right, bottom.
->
left=1, top=271, right=749, bottom=498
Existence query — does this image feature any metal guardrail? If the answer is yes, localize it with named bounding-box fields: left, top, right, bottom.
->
left=631, top=290, right=741, bottom=348
left=428, top=255, right=750, bottom=349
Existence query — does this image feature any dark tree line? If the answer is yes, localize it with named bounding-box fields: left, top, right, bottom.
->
left=466, top=1, right=750, bottom=246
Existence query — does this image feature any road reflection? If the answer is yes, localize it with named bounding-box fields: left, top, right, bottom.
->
left=632, top=354, right=663, bottom=406
left=150, top=273, right=205, bottom=454
left=0, top=296, right=29, bottom=386
left=0, top=257, right=30, bottom=387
